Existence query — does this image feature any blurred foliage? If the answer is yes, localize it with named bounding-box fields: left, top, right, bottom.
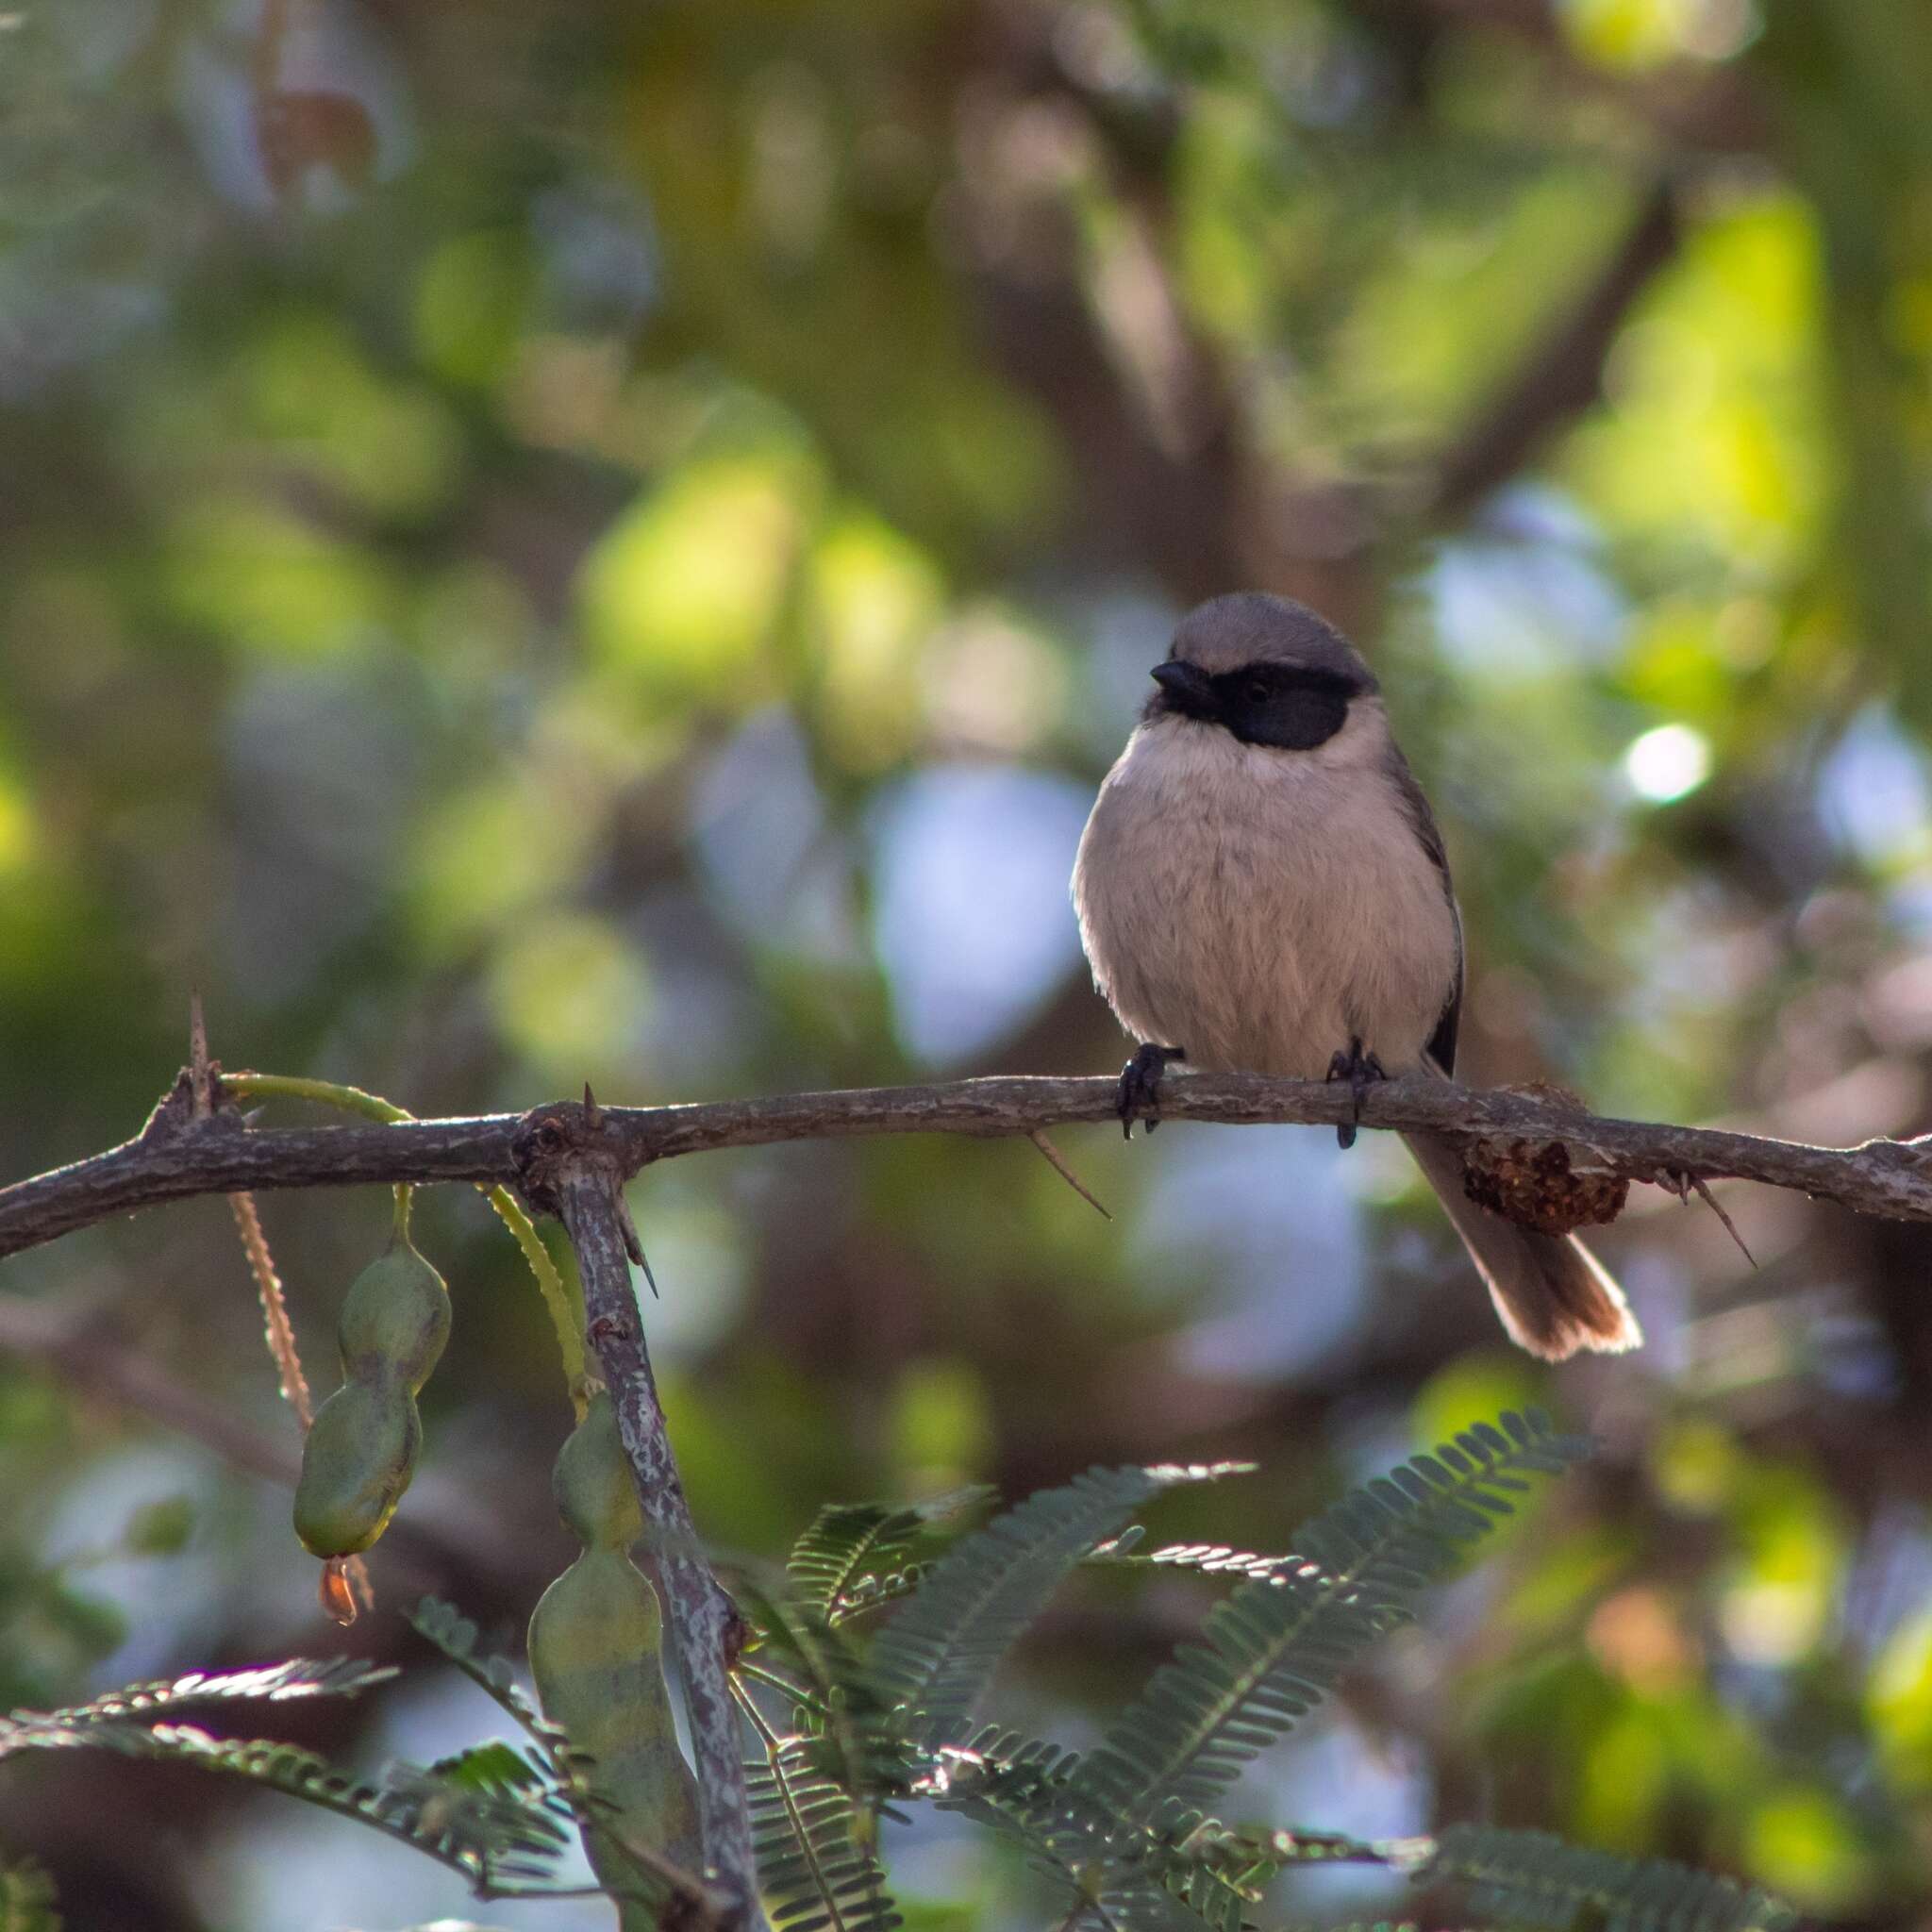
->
left=11, top=1419, right=1791, bottom=1932
left=5, top=0, right=1932, bottom=1926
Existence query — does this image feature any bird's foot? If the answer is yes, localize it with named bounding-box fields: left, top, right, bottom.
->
left=1324, top=1036, right=1387, bottom=1150
left=1119, top=1043, right=1187, bottom=1140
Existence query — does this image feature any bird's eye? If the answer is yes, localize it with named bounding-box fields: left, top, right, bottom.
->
left=1243, top=677, right=1270, bottom=706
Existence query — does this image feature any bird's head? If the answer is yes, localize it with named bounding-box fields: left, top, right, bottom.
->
left=1144, top=592, right=1378, bottom=754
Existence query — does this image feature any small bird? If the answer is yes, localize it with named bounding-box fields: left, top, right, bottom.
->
left=1072, top=591, right=1640, bottom=1360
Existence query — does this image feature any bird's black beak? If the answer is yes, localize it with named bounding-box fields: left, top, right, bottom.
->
left=1149, top=658, right=1217, bottom=721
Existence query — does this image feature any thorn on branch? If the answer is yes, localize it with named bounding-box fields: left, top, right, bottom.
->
left=512, top=1097, right=633, bottom=1221
left=189, top=991, right=213, bottom=1119
left=13, top=1070, right=1932, bottom=1266
left=137, top=1000, right=242, bottom=1150
left=1027, top=1130, right=1112, bottom=1220
left=615, top=1190, right=648, bottom=1274
left=1667, top=1167, right=1757, bottom=1267
left=512, top=1096, right=657, bottom=1286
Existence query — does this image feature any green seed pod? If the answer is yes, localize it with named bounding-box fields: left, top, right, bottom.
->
left=336, top=1236, right=451, bottom=1391
left=291, top=1374, right=420, bottom=1558
left=552, top=1392, right=642, bottom=1550
left=530, top=1401, right=701, bottom=1900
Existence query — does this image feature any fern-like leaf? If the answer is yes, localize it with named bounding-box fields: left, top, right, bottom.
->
left=1149, top=1814, right=1394, bottom=1930
left=408, top=1597, right=547, bottom=1733
left=119, top=1724, right=571, bottom=1887
left=734, top=1570, right=877, bottom=1707
left=915, top=1723, right=1184, bottom=1930
left=1146, top=1807, right=1287, bottom=1932
left=823, top=1563, right=936, bottom=1624
left=746, top=1725, right=902, bottom=1932
left=731, top=1563, right=908, bottom=1822
left=1088, top=1539, right=1291, bottom=1580
left=0, top=1651, right=579, bottom=1892
left=0, top=1657, right=395, bottom=1753
left=789, top=1488, right=993, bottom=1625
left=2, top=1704, right=573, bottom=1894
left=1422, top=1825, right=1796, bottom=1932
left=1074, top=1413, right=1588, bottom=1825
left=384, top=1744, right=578, bottom=1884
left=867, top=1463, right=1247, bottom=1731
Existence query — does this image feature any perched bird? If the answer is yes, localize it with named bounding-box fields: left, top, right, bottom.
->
left=1071, top=591, right=1640, bottom=1360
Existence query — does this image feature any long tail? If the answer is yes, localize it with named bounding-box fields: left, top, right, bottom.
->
left=1403, top=1130, right=1641, bottom=1360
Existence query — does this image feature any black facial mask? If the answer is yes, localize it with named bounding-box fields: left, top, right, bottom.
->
left=1147, top=659, right=1354, bottom=750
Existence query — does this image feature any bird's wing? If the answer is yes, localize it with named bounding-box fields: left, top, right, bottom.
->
left=1382, top=741, right=1463, bottom=1076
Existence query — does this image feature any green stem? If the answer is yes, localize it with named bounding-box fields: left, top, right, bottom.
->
left=224, top=1072, right=588, bottom=1417
left=225, top=1073, right=414, bottom=1124
left=491, top=1186, right=588, bottom=1416
left=733, top=1658, right=832, bottom=1719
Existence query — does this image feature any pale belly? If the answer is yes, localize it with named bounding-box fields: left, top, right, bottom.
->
left=1072, top=725, right=1459, bottom=1078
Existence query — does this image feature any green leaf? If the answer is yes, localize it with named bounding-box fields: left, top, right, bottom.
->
left=1074, top=1413, right=1589, bottom=1825
left=1, top=1657, right=397, bottom=1752
left=1424, top=1824, right=1798, bottom=1932
left=0, top=1647, right=574, bottom=1897
left=788, top=1487, right=993, bottom=1625
left=408, top=1597, right=546, bottom=1733
left=60, top=1723, right=569, bottom=1889
left=730, top=1563, right=901, bottom=1812
left=427, top=1738, right=553, bottom=1799
left=866, top=1464, right=1247, bottom=1731
left=1086, top=1539, right=1292, bottom=1580
left=1148, top=1813, right=1392, bottom=1929
left=914, top=1724, right=1180, bottom=1930
left=747, top=1731, right=903, bottom=1932
left=382, top=1749, right=577, bottom=1882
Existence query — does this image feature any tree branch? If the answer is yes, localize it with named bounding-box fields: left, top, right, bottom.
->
left=4, top=1070, right=1932, bottom=1263
left=516, top=1099, right=766, bottom=1931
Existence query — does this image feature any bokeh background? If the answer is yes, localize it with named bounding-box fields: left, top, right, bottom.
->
left=7, top=0, right=1932, bottom=1925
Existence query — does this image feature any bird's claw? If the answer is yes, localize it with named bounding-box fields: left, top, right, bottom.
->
left=1119, top=1043, right=1187, bottom=1140
left=1324, top=1036, right=1386, bottom=1150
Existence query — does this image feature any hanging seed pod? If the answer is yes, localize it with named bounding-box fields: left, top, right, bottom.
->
left=292, top=1374, right=420, bottom=1557
left=552, top=1388, right=641, bottom=1548
left=529, top=1393, right=703, bottom=1907
left=291, top=1209, right=449, bottom=1562
left=336, top=1236, right=450, bottom=1390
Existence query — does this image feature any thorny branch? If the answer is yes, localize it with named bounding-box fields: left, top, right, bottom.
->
left=3, top=1065, right=1931, bottom=1262
left=5, top=1051, right=1924, bottom=1922
left=515, top=1095, right=765, bottom=1932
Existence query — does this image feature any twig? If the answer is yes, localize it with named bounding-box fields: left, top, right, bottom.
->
left=5, top=1071, right=1932, bottom=1263
left=1677, top=1170, right=1757, bottom=1267
left=1027, top=1129, right=1112, bottom=1220
left=517, top=1103, right=765, bottom=1932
